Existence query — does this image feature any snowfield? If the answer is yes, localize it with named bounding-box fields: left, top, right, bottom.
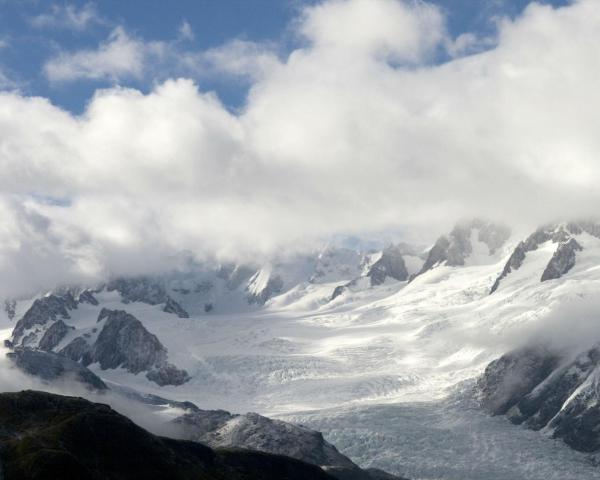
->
left=4, top=223, right=600, bottom=479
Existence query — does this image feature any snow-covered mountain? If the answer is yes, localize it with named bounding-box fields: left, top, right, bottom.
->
left=4, top=218, right=600, bottom=479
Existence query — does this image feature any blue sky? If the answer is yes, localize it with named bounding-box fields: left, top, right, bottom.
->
left=2, top=0, right=600, bottom=294
left=0, top=0, right=568, bottom=113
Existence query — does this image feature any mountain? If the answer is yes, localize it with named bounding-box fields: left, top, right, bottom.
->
left=4, top=218, right=600, bottom=478
left=478, top=341, right=600, bottom=453
left=0, top=390, right=337, bottom=480
left=173, top=409, right=407, bottom=480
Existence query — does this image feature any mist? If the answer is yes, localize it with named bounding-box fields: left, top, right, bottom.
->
left=2, top=0, right=600, bottom=297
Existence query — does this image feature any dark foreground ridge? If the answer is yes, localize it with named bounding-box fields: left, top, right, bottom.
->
left=0, top=390, right=337, bottom=480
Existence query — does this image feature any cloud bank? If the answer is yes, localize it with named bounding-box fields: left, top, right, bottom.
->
left=1, top=0, right=600, bottom=296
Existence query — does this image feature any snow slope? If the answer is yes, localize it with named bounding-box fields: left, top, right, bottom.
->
left=4, top=220, right=600, bottom=479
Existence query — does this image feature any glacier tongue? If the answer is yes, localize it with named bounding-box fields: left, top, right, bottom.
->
left=3, top=220, right=600, bottom=478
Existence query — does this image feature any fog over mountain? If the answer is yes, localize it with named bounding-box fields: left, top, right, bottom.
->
left=1, top=0, right=599, bottom=296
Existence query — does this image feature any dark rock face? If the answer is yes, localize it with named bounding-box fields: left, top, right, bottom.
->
left=331, top=285, right=347, bottom=301
left=7, top=349, right=107, bottom=391
left=12, top=294, right=77, bottom=345
left=78, top=290, right=99, bottom=305
left=107, top=277, right=189, bottom=318
left=87, top=309, right=189, bottom=385
left=490, top=223, right=582, bottom=293
left=173, top=409, right=408, bottom=480
left=478, top=343, right=600, bottom=453
left=146, top=363, right=190, bottom=387
left=164, top=297, right=190, bottom=318
left=219, top=264, right=257, bottom=291
left=415, top=219, right=510, bottom=279
left=477, top=345, right=562, bottom=416
left=59, top=336, right=91, bottom=363
left=38, top=319, right=73, bottom=352
left=490, top=242, right=526, bottom=293
left=419, top=236, right=450, bottom=274
left=174, top=410, right=356, bottom=469
left=247, top=275, right=284, bottom=305
left=367, top=245, right=408, bottom=286
left=92, top=309, right=167, bottom=373
left=0, top=390, right=336, bottom=480
left=11, top=300, right=189, bottom=386
left=541, top=238, right=583, bottom=282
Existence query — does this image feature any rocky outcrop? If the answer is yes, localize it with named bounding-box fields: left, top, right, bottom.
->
left=489, top=242, right=526, bottom=293
left=88, top=309, right=189, bottom=385
left=175, top=410, right=356, bottom=469
left=146, top=363, right=191, bottom=387
left=331, top=284, right=347, bottom=301
left=91, top=309, right=168, bottom=373
left=38, top=319, right=73, bottom=351
left=246, top=273, right=284, bottom=305
left=7, top=348, right=107, bottom=391
left=541, top=238, right=583, bottom=282
left=491, top=223, right=589, bottom=293
left=12, top=294, right=78, bottom=345
left=107, top=277, right=189, bottom=318
left=0, top=390, right=337, bottom=480
left=173, top=409, right=408, bottom=480
left=478, top=343, right=600, bottom=453
left=218, top=263, right=257, bottom=291
left=418, top=236, right=450, bottom=274
left=416, top=219, right=510, bottom=279
left=78, top=289, right=99, bottom=305
left=163, top=297, right=190, bottom=318
left=367, top=245, right=408, bottom=286
left=59, top=336, right=91, bottom=363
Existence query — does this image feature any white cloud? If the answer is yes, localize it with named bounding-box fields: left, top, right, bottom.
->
left=2, top=0, right=600, bottom=296
left=30, top=3, right=102, bottom=31
left=299, top=0, right=446, bottom=63
left=43, top=27, right=165, bottom=82
left=185, top=39, right=280, bottom=81
left=177, top=20, right=195, bottom=41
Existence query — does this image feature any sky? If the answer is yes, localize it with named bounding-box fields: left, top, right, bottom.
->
left=1, top=0, right=598, bottom=297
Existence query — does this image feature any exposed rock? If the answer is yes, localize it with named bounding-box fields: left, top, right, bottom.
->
left=491, top=223, right=577, bottom=293
left=163, top=297, right=190, bottom=318
left=477, top=345, right=562, bottom=416
left=247, top=272, right=284, bottom=305
left=417, top=220, right=510, bottom=280
left=38, top=319, right=73, bottom=351
left=107, top=277, right=168, bottom=304
left=78, top=290, right=99, bottom=305
left=59, top=336, right=91, bottom=363
left=146, top=363, right=190, bottom=386
left=367, top=245, right=408, bottom=286
left=107, top=276, right=189, bottom=318
left=0, top=390, right=336, bottom=480
left=90, top=309, right=167, bottom=373
left=418, top=236, right=450, bottom=274
left=490, top=242, right=526, bottom=293
left=331, top=284, right=347, bottom=301
left=173, top=409, right=407, bottom=480
left=175, top=409, right=356, bottom=469
left=4, top=299, right=16, bottom=320
left=87, top=309, right=189, bottom=386
left=12, top=294, right=77, bottom=345
left=541, top=238, right=583, bottom=282
left=7, top=348, right=107, bottom=391
left=223, top=264, right=257, bottom=291
left=478, top=343, right=600, bottom=453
